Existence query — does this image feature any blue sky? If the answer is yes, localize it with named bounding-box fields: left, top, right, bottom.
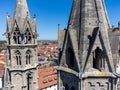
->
left=0, top=0, right=120, bottom=40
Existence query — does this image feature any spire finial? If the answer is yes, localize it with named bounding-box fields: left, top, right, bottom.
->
left=6, top=12, right=10, bottom=18
left=33, top=14, right=36, bottom=18
left=58, top=24, right=60, bottom=31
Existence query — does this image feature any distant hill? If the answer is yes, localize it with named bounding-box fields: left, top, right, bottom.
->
left=37, top=40, right=57, bottom=43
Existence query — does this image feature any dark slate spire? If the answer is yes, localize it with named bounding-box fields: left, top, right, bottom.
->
left=60, top=0, right=115, bottom=73
left=68, top=0, right=81, bottom=30
left=57, top=0, right=118, bottom=90
left=68, top=0, right=110, bottom=31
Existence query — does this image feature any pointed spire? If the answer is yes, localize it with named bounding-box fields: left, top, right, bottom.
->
left=68, top=0, right=110, bottom=31
left=13, top=0, right=30, bottom=31
left=60, top=0, right=114, bottom=72
left=68, top=0, right=80, bottom=30
left=14, top=0, right=30, bottom=18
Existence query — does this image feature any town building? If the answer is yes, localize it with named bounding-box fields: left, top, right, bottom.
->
left=37, top=42, right=58, bottom=62
left=57, top=0, right=120, bottom=90
left=2, top=1, right=58, bottom=90
left=0, top=50, right=6, bottom=89
left=38, top=67, right=57, bottom=90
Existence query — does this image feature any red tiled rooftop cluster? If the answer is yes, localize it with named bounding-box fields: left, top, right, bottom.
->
left=0, top=50, right=6, bottom=78
left=38, top=66, right=57, bottom=89
left=37, top=42, right=58, bottom=61
left=0, top=43, right=58, bottom=88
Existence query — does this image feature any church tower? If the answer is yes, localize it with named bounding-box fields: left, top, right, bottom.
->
left=4, top=0, right=38, bottom=90
left=58, top=0, right=117, bottom=90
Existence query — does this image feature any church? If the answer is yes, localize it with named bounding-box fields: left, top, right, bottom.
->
left=57, top=0, right=120, bottom=90
left=3, top=0, right=58, bottom=90
left=3, top=0, right=120, bottom=90
left=4, top=0, right=38, bottom=89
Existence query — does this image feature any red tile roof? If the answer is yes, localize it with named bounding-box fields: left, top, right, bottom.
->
left=37, top=42, right=58, bottom=61
left=39, top=55, right=45, bottom=60
left=38, top=67, right=57, bottom=89
left=0, top=50, right=6, bottom=78
left=0, top=69, right=4, bottom=78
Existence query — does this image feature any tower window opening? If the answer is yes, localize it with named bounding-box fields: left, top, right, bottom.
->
left=15, top=51, right=21, bottom=65
left=93, top=47, right=105, bottom=71
left=24, top=29, right=32, bottom=44
left=26, top=50, right=31, bottom=64
left=67, top=48, right=74, bottom=67
left=13, top=27, right=21, bottom=44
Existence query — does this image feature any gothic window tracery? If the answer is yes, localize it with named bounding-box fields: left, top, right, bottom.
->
left=24, top=28, right=32, bottom=44
left=26, top=50, right=31, bottom=64
left=15, top=51, right=21, bottom=65
left=13, top=27, right=21, bottom=44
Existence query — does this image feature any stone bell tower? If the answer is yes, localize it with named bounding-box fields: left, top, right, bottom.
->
left=4, top=0, right=38, bottom=90
left=57, top=0, right=117, bottom=90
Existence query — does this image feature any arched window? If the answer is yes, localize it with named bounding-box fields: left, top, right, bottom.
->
left=26, top=50, right=31, bottom=64
left=66, top=47, right=74, bottom=67
left=15, top=51, right=21, bottom=65
left=24, top=28, right=32, bottom=44
left=93, top=47, right=105, bottom=70
left=13, top=27, right=21, bottom=44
